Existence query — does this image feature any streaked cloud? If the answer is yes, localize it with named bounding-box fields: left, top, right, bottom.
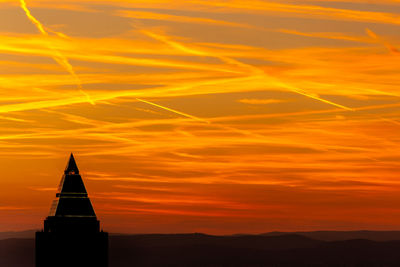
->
left=118, top=10, right=250, bottom=28
left=19, top=0, right=94, bottom=104
left=238, top=98, right=289, bottom=105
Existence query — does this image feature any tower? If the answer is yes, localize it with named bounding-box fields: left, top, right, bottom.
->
left=35, top=154, right=108, bottom=267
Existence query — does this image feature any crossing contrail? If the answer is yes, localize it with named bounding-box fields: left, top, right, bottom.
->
left=19, top=0, right=94, bottom=105
left=136, top=98, right=210, bottom=124
left=141, top=30, right=353, bottom=111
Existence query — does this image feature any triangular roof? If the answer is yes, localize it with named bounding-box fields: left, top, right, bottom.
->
left=49, top=154, right=96, bottom=218
left=65, top=153, right=79, bottom=174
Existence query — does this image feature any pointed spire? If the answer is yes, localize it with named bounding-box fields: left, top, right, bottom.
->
left=65, top=153, right=79, bottom=174
left=49, top=153, right=96, bottom=218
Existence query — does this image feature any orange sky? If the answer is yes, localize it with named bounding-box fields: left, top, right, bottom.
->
left=1, top=0, right=400, bottom=234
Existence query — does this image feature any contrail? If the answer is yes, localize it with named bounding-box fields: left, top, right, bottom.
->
left=141, top=30, right=353, bottom=111
left=19, top=0, right=94, bottom=105
left=19, top=0, right=47, bottom=35
left=277, top=82, right=354, bottom=111
left=135, top=98, right=267, bottom=138
left=366, top=28, right=400, bottom=54
left=136, top=98, right=210, bottom=124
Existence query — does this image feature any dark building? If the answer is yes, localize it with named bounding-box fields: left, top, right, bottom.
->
left=36, top=154, right=108, bottom=267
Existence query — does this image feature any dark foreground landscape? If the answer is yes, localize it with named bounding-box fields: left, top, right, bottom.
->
left=2, top=231, right=400, bottom=266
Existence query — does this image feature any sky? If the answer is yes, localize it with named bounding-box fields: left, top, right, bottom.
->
left=1, top=0, right=400, bottom=234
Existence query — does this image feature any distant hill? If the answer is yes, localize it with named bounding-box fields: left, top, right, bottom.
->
left=0, top=238, right=34, bottom=267
left=110, top=234, right=400, bottom=266
left=0, top=230, right=36, bottom=240
left=263, top=230, right=400, bottom=242
left=2, top=233, right=400, bottom=266
left=4, top=229, right=400, bottom=241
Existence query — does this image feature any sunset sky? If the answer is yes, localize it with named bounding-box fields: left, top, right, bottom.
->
left=1, top=0, right=400, bottom=234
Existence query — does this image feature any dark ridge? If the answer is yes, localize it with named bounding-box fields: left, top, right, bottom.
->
left=110, top=233, right=321, bottom=250
left=3, top=233, right=400, bottom=266
left=108, top=234, right=400, bottom=266
left=0, top=230, right=36, bottom=240
left=0, top=238, right=34, bottom=267
left=4, top=230, right=400, bottom=241
left=263, top=230, right=400, bottom=242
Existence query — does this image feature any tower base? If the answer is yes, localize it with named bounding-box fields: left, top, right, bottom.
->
left=35, top=231, right=108, bottom=267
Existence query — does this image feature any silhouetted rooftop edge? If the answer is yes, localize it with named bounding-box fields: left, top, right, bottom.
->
left=64, top=153, right=79, bottom=175
left=49, top=154, right=96, bottom=217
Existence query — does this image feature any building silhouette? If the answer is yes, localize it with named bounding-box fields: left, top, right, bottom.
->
left=36, top=153, right=108, bottom=267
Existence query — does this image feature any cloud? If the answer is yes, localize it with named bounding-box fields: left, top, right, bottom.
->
left=13, top=0, right=400, bottom=27
left=136, top=98, right=210, bottom=123
left=2, top=0, right=400, bottom=233
left=28, top=186, right=57, bottom=192
left=277, top=29, right=374, bottom=43
left=366, top=28, right=400, bottom=54
left=0, top=206, right=27, bottom=210
left=238, top=98, right=289, bottom=105
left=19, top=0, right=94, bottom=104
left=186, top=0, right=400, bottom=26
left=118, top=10, right=250, bottom=28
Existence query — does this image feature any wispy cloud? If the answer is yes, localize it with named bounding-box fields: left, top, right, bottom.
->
left=1, top=0, right=400, bottom=233
left=118, top=10, right=250, bottom=28
left=238, top=98, right=289, bottom=105
left=19, top=0, right=94, bottom=104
